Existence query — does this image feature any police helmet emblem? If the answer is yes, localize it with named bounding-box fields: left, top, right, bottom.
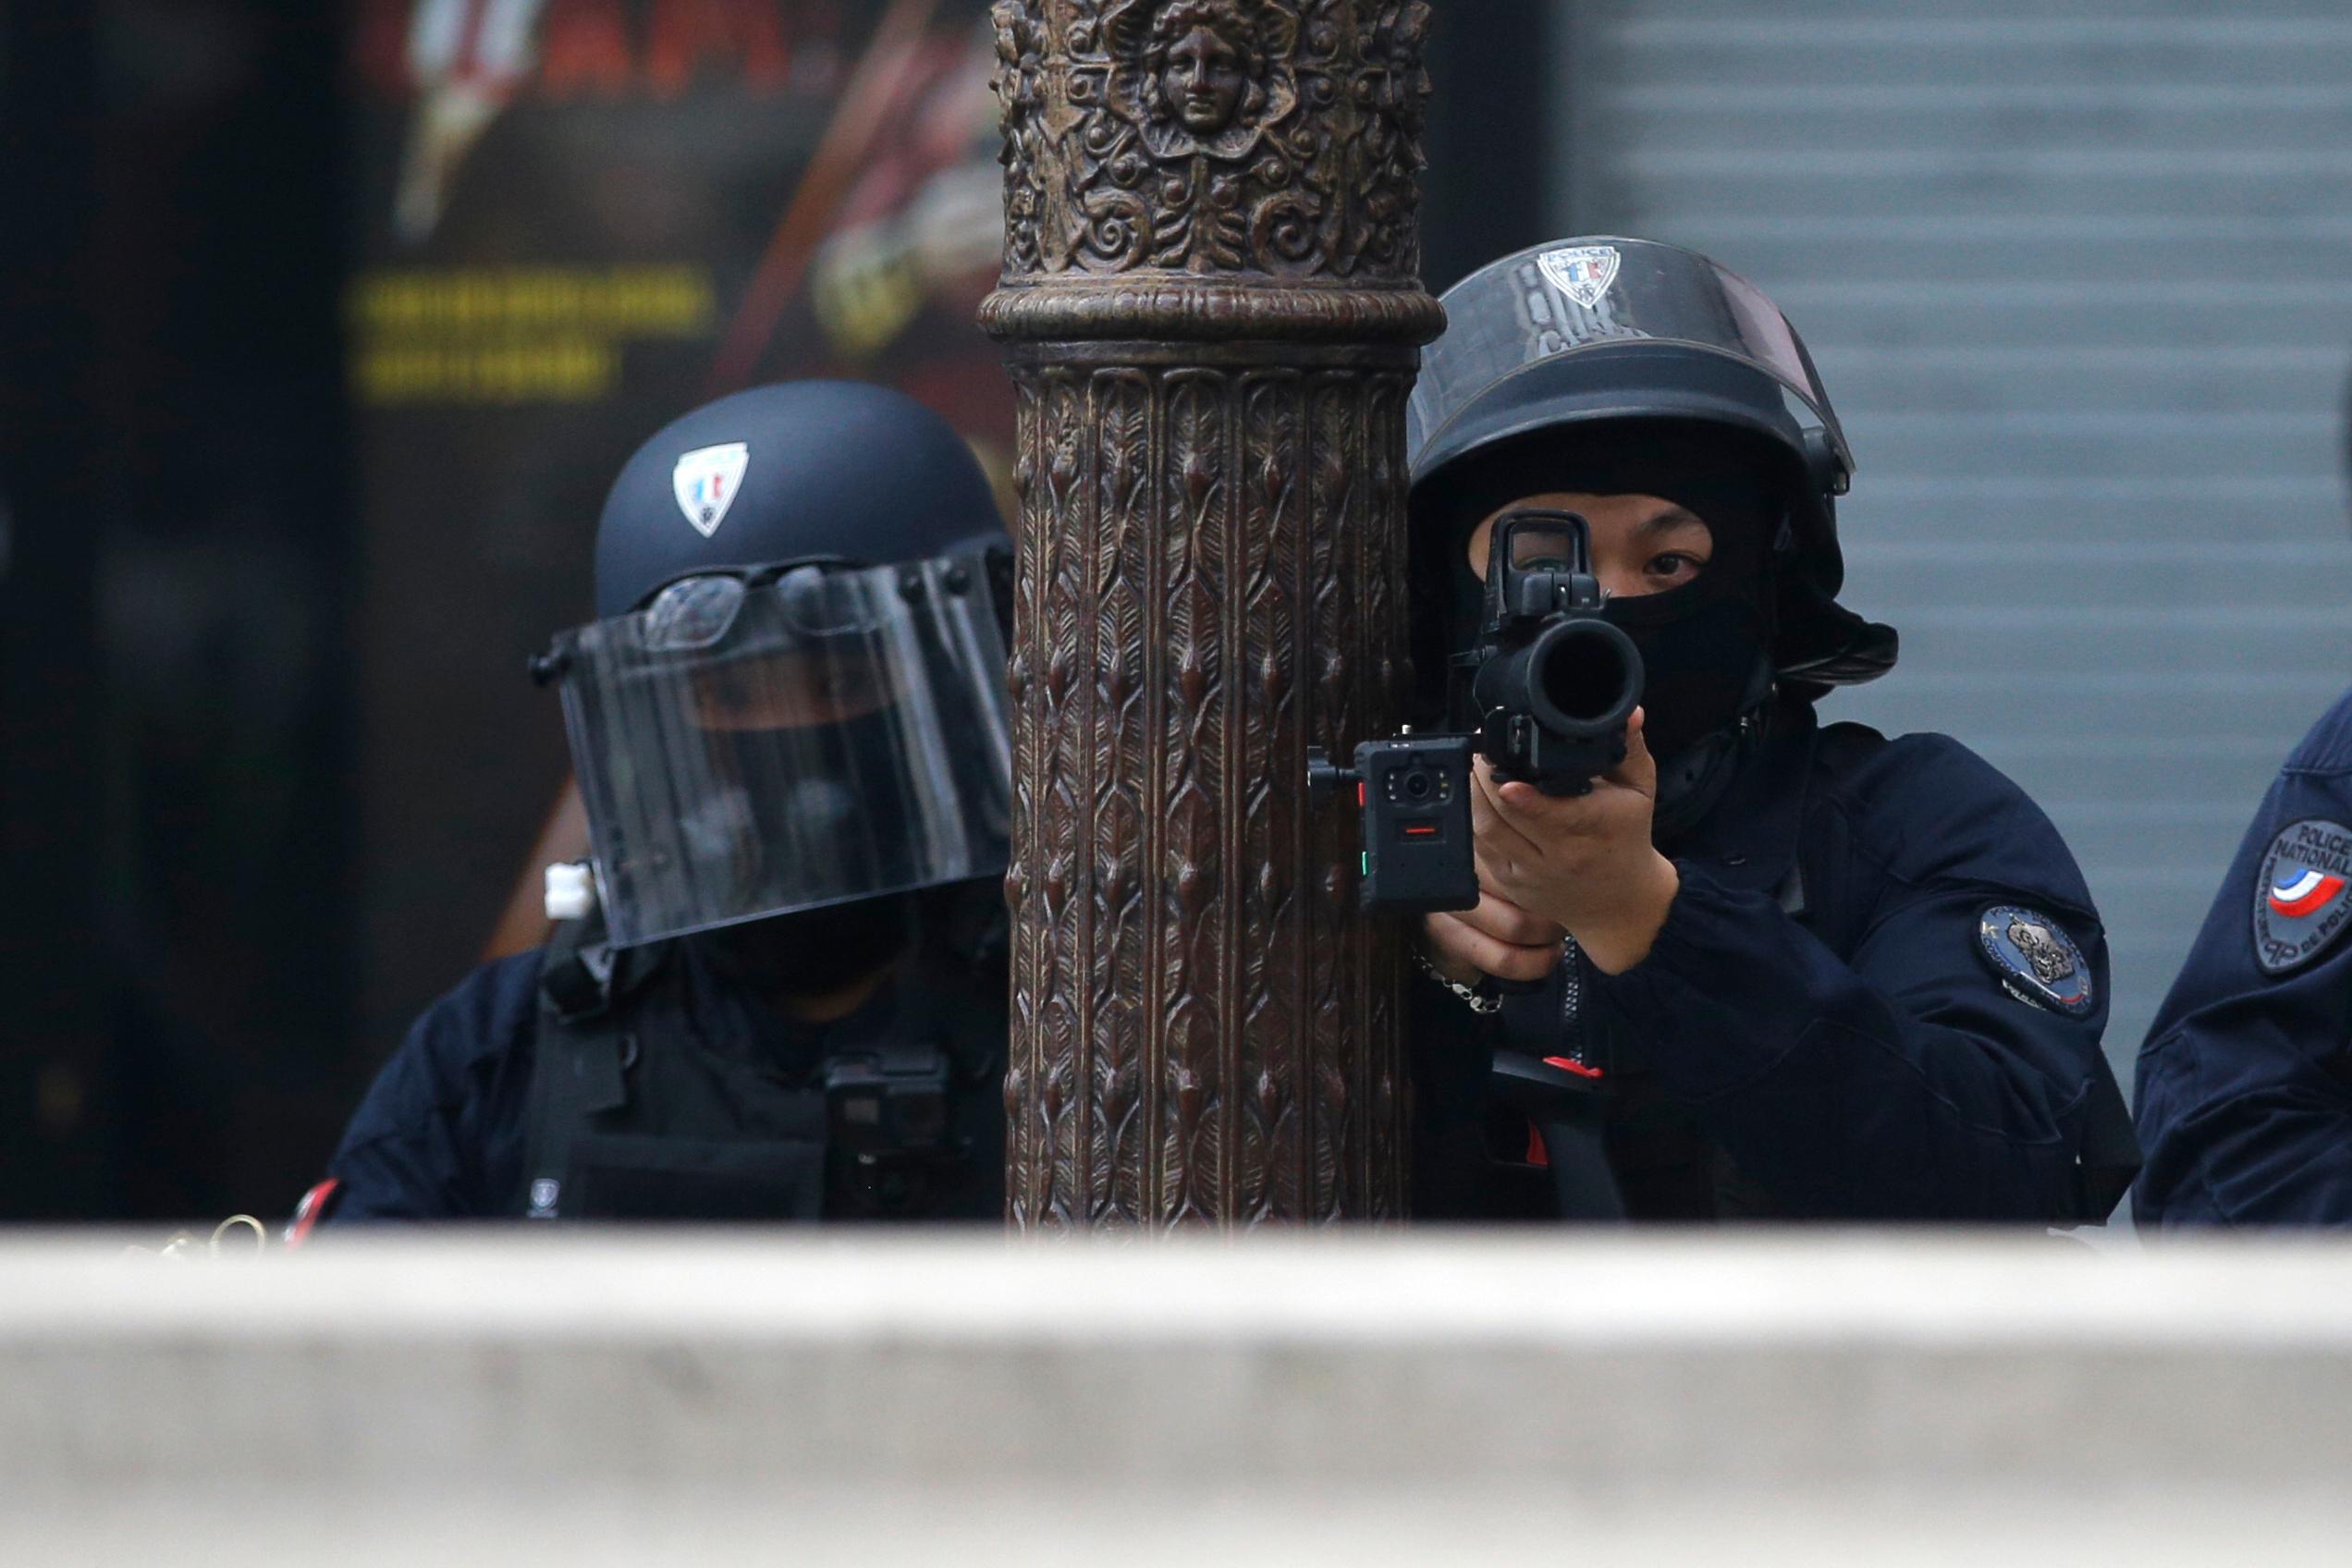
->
left=2253, top=818, right=2352, bottom=975
left=1537, top=244, right=1621, bottom=310
left=671, top=442, right=750, bottom=539
left=1977, top=905, right=2094, bottom=1018
left=527, top=1177, right=561, bottom=1219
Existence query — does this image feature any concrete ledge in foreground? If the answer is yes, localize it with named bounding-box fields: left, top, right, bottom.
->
left=0, top=1230, right=2345, bottom=1564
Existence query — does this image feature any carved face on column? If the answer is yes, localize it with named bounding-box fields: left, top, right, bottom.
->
left=1113, top=0, right=1298, bottom=162
left=1161, top=21, right=1245, bottom=135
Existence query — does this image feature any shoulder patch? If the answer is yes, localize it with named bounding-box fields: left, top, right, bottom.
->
left=2253, top=818, right=2352, bottom=975
left=1978, top=906, right=2094, bottom=1018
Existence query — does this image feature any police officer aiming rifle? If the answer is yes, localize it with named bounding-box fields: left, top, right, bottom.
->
left=1382, top=239, right=2141, bottom=1222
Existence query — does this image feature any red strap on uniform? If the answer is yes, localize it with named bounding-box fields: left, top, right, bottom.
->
left=1524, top=1121, right=1549, bottom=1167
left=285, top=1178, right=342, bottom=1247
left=1544, top=1054, right=1604, bottom=1081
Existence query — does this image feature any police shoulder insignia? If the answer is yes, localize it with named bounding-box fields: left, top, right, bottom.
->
left=2253, top=818, right=2352, bottom=975
left=1977, top=906, right=2095, bottom=1018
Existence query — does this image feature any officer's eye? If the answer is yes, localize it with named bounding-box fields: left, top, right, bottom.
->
left=1646, top=552, right=1704, bottom=582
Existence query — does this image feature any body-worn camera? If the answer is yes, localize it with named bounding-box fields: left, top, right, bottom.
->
left=823, top=1043, right=962, bottom=1215
left=1308, top=735, right=1479, bottom=913
left=1311, top=511, right=1644, bottom=913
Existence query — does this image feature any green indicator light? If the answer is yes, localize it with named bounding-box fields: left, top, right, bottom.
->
left=1360, top=852, right=1369, bottom=875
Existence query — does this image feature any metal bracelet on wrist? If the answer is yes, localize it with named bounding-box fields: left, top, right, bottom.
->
left=1413, top=947, right=1504, bottom=1014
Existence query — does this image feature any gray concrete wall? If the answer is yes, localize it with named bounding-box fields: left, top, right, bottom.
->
left=5, top=1231, right=2349, bottom=1563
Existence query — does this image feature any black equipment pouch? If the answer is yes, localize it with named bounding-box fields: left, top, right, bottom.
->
left=560, top=1130, right=826, bottom=1221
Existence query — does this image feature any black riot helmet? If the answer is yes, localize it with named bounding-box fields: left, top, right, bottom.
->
left=1407, top=237, right=1897, bottom=692
left=545, top=381, right=1014, bottom=951
left=593, top=379, right=1006, bottom=618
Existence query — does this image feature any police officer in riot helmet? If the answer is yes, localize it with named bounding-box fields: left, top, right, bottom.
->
left=1404, top=238, right=2139, bottom=1222
left=302, top=382, right=1013, bottom=1225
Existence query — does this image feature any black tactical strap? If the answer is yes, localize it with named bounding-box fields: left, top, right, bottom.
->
left=540, top=943, right=611, bottom=1022
left=515, top=1005, right=635, bottom=1219
left=538, top=911, right=666, bottom=1023
left=2070, top=1063, right=2142, bottom=1224
left=518, top=916, right=653, bottom=1217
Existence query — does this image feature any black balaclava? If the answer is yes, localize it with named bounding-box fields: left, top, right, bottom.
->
left=693, top=892, right=917, bottom=1004
left=1430, top=420, right=1787, bottom=838
left=680, top=683, right=926, bottom=999
left=729, top=705, right=929, bottom=900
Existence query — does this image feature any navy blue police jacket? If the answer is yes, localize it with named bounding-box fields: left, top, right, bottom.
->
left=1412, top=700, right=2139, bottom=1222
left=321, top=935, right=1005, bottom=1222
left=326, top=946, right=544, bottom=1219
left=2135, top=687, right=2352, bottom=1227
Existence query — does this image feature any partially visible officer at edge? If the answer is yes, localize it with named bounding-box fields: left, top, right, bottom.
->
left=1405, top=237, right=2140, bottom=1223
left=2132, top=383, right=2352, bottom=1226
left=291, top=382, right=1014, bottom=1230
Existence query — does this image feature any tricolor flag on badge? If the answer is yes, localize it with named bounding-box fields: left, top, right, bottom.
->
left=2254, top=818, right=2352, bottom=974
left=2268, top=866, right=2346, bottom=919
left=673, top=442, right=750, bottom=538
left=1537, top=244, right=1622, bottom=310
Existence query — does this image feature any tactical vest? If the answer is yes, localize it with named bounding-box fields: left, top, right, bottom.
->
left=513, top=913, right=1008, bottom=1223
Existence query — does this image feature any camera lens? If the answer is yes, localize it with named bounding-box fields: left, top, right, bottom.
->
left=1403, top=769, right=1433, bottom=801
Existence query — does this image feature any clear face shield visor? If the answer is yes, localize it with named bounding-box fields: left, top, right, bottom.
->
left=545, top=547, right=1014, bottom=949
left=1407, top=237, right=1852, bottom=487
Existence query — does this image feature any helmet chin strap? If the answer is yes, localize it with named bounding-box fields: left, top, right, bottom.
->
left=1650, top=656, right=1776, bottom=845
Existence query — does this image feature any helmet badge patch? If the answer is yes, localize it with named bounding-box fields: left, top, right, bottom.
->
left=672, top=442, right=750, bottom=538
left=2254, top=818, right=2352, bottom=974
left=1537, top=244, right=1622, bottom=310
left=1977, top=905, right=2095, bottom=1018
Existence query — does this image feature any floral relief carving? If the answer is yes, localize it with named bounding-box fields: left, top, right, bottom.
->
left=990, top=0, right=1432, bottom=281
left=1001, top=358, right=1413, bottom=1227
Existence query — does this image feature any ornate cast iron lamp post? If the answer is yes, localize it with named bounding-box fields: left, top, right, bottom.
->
left=985, top=0, right=1440, bottom=1226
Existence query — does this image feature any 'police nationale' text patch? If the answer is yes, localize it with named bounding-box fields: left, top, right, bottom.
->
left=1977, top=906, right=2094, bottom=1018
left=2254, top=818, right=2352, bottom=975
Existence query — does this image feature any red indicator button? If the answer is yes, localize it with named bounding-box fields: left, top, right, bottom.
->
left=1403, top=824, right=1437, bottom=838
left=1356, top=782, right=1366, bottom=807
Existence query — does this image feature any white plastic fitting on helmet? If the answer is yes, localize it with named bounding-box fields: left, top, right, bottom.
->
left=544, top=861, right=597, bottom=922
